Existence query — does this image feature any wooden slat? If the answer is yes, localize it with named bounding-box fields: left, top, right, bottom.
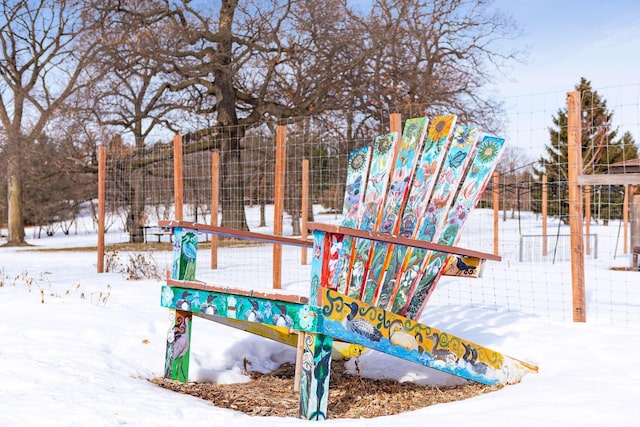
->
left=165, top=277, right=309, bottom=304
left=577, top=173, right=640, bottom=185
left=308, top=222, right=501, bottom=262
left=159, top=220, right=313, bottom=248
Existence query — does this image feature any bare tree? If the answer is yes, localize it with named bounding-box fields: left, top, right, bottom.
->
left=0, top=0, right=101, bottom=245
left=87, top=1, right=185, bottom=242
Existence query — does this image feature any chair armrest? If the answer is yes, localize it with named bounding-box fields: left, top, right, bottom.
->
left=307, top=222, right=501, bottom=262
left=158, top=220, right=313, bottom=248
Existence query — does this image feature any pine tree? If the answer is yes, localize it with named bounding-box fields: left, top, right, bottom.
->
left=533, top=78, right=639, bottom=221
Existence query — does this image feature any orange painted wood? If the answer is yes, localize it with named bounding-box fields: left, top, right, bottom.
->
left=567, top=91, right=586, bottom=322
left=623, top=184, right=629, bottom=254
left=493, top=172, right=499, bottom=256
left=158, top=220, right=313, bottom=248
left=542, top=174, right=548, bottom=257
left=97, top=146, right=106, bottom=273
left=585, top=186, right=591, bottom=255
left=307, top=222, right=501, bottom=262
left=211, top=152, right=220, bottom=269
left=390, top=112, right=401, bottom=134
left=273, top=126, right=287, bottom=289
left=173, top=135, right=184, bottom=221
left=301, top=158, right=309, bottom=265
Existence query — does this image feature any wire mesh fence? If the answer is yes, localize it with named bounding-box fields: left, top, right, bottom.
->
left=98, top=85, right=640, bottom=325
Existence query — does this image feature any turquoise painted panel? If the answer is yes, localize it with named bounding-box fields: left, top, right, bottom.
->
left=161, top=285, right=321, bottom=332
left=171, top=228, right=198, bottom=281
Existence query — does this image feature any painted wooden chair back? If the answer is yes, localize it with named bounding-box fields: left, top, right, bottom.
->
left=310, top=115, right=504, bottom=320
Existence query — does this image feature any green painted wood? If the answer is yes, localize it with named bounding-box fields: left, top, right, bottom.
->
left=298, top=332, right=333, bottom=420
left=164, top=309, right=192, bottom=382
left=171, top=228, right=198, bottom=281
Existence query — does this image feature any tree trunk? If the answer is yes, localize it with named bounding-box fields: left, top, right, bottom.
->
left=215, top=0, right=249, bottom=231
left=7, top=173, right=25, bottom=245
left=127, top=168, right=146, bottom=243
left=220, top=147, right=249, bottom=230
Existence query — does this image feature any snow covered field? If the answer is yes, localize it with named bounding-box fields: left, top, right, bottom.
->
left=1, top=207, right=639, bottom=426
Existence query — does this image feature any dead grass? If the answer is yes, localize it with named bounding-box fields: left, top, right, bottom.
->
left=151, top=360, right=501, bottom=419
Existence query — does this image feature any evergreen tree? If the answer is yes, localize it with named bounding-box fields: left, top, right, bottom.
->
left=533, top=78, right=639, bottom=222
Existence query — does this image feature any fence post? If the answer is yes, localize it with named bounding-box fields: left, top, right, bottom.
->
left=97, top=146, right=106, bottom=273
left=174, top=135, right=184, bottom=221
left=567, top=91, right=586, bottom=322
left=493, top=172, right=499, bottom=256
left=273, top=125, right=287, bottom=289
left=542, top=174, right=548, bottom=257
left=301, top=158, right=309, bottom=265
left=623, top=184, right=629, bottom=254
left=211, top=152, right=220, bottom=269
left=389, top=112, right=401, bottom=134
left=585, top=186, right=591, bottom=255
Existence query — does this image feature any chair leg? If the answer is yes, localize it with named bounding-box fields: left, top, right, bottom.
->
left=298, top=332, right=333, bottom=420
left=164, top=309, right=192, bottom=382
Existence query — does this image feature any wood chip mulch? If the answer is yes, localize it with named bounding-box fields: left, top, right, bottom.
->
left=150, top=360, right=502, bottom=419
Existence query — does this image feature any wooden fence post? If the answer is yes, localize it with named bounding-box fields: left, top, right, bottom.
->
left=273, top=125, right=287, bottom=289
left=211, top=152, right=220, bottom=269
left=97, top=146, right=106, bottom=273
left=301, top=158, right=309, bottom=265
left=567, top=91, right=586, bottom=322
left=623, top=184, right=629, bottom=254
left=585, top=185, right=591, bottom=255
left=542, top=174, right=548, bottom=257
left=390, top=112, right=401, bottom=134
left=174, top=135, right=184, bottom=221
left=492, top=172, right=499, bottom=256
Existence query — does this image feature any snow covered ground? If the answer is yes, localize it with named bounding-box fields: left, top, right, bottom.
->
left=1, top=207, right=639, bottom=426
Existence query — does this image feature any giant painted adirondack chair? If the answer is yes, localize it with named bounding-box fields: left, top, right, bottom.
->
left=159, top=115, right=538, bottom=420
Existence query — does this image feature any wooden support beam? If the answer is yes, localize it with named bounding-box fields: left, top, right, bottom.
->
left=301, top=158, right=310, bottom=265
left=577, top=173, right=640, bottom=185
left=211, top=152, right=220, bottom=269
left=585, top=186, right=591, bottom=255
left=390, top=112, right=401, bottom=134
left=624, top=184, right=629, bottom=254
left=542, top=174, right=548, bottom=257
left=567, top=91, right=586, bottom=322
left=273, top=126, right=287, bottom=289
left=173, top=135, right=184, bottom=221
left=493, top=172, right=499, bottom=256
left=97, top=146, right=106, bottom=273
